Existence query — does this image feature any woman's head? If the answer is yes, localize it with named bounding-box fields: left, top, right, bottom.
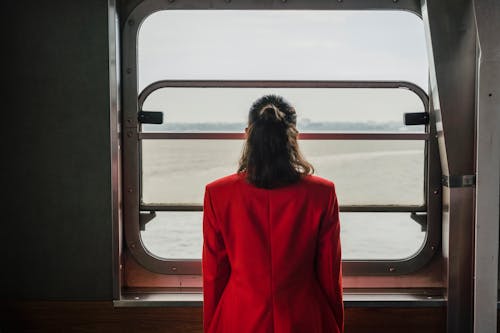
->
left=238, top=95, right=314, bottom=189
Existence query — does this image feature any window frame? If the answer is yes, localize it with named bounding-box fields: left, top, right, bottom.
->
left=122, top=1, right=442, bottom=278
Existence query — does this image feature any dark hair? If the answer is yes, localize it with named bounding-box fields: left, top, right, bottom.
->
left=238, top=95, right=314, bottom=189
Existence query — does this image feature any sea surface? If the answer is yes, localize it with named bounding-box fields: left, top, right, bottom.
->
left=140, top=139, right=426, bottom=260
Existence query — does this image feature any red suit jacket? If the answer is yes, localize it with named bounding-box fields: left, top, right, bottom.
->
left=203, top=173, right=343, bottom=333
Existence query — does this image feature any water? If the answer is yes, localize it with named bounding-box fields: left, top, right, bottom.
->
left=141, top=212, right=425, bottom=260
left=139, top=140, right=426, bottom=260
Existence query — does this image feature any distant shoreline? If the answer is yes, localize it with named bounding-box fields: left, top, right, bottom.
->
left=143, top=121, right=424, bottom=132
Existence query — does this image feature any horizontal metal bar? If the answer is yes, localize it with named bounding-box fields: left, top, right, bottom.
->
left=142, top=205, right=203, bottom=212
left=139, top=132, right=428, bottom=140
left=142, top=80, right=426, bottom=89
left=123, top=0, right=423, bottom=32
left=140, top=204, right=426, bottom=213
left=114, top=291, right=446, bottom=308
left=137, top=82, right=430, bottom=131
left=138, top=80, right=429, bottom=109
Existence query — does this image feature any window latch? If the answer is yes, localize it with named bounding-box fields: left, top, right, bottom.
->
left=138, top=111, right=163, bottom=124
left=410, top=212, right=427, bottom=232
left=404, top=112, right=429, bottom=126
left=139, top=211, right=156, bottom=231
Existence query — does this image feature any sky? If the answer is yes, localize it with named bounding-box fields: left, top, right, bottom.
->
left=137, top=10, right=428, bottom=124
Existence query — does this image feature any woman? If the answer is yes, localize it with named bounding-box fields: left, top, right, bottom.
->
left=202, top=95, right=343, bottom=333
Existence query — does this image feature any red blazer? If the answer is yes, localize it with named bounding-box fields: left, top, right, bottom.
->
left=203, top=173, right=343, bottom=333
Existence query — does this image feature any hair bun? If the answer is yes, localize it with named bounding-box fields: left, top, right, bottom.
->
left=259, top=104, right=285, bottom=122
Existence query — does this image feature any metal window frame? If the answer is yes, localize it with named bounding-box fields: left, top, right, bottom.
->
left=122, top=1, right=442, bottom=276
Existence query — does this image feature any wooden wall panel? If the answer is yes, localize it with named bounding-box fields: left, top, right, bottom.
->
left=1, top=302, right=202, bottom=333
left=0, top=301, right=450, bottom=333
left=345, top=307, right=446, bottom=333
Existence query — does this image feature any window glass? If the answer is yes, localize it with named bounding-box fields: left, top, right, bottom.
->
left=141, top=139, right=424, bottom=206
left=141, top=87, right=425, bottom=133
left=138, top=10, right=428, bottom=90
left=137, top=9, right=429, bottom=263
left=141, top=212, right=426, bottom=260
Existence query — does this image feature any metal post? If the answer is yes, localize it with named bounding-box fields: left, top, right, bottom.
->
left=473, top=1, right=500, bottom=332
left=422, top=0, right=477, bottom=332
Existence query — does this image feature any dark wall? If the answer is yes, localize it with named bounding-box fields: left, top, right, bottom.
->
left=2, top=0, right=114, bottom=300
left=1, top=301, right=447, bottom=333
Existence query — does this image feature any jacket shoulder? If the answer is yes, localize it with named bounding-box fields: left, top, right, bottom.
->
left=301, top=174, right=335, bottom=191
left=205, top=173, right=244, bottom=192
left=206, top=173, right=335, bottom=193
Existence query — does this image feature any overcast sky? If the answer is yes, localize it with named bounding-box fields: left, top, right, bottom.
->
left=137, top=10, right=428, bottom=124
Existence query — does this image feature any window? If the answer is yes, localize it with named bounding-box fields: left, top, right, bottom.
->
left=123, top=7, right=440, bottom=277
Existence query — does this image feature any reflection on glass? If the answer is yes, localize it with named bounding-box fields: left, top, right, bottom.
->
left=141, top=140, right=425, bottom=206
left=141, top=87, right=425, bottom=133
left=141, top=212, right=426, bottom=260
